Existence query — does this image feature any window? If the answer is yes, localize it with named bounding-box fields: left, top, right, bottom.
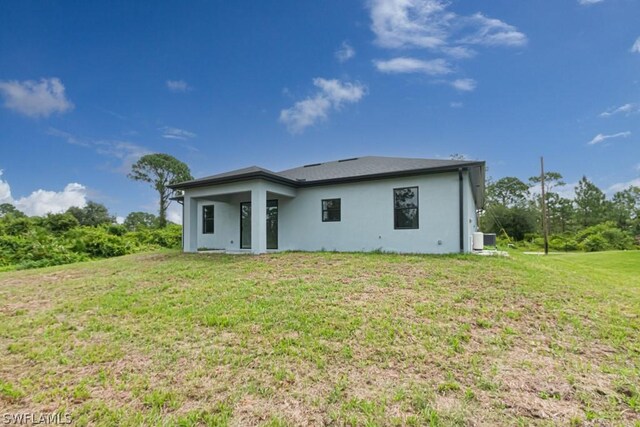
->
left=322, top=198, right=341, bottom=222
left=394, top=187, right=418, bottom=229
left=202, top=205, right=214, bottom=234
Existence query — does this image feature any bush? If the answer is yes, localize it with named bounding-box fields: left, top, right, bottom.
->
left=581, top=234, right=609, bottom=252
left=3, top=217, right=34, bottom=236
left=106, top=224, right=128, bottom=236
left=576, top=222, right=635, bottom=252
left=45, top=213, right=80, bottom=234
left=0, top=232, right=87, bottom=268
left=549, top=235, right=578, bottom=251
left=67, top=227, right=138, bottom=258
left=129, top=224, right=182, bottom=249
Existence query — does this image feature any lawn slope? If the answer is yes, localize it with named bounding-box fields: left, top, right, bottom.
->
left=0, top=251, right=639, bottom=426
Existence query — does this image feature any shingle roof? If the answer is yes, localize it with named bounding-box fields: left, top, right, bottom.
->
left=277, top=156, right=480, bottom=182
left=169, top=156, right=485, bottom=207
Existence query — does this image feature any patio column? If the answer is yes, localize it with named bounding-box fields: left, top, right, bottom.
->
left=183, top=196, right=198, bottom=252
left=251, top=183, right=267, bottom=254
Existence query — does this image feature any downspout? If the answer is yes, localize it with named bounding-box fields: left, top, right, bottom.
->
left=458, top=168, right=464, bottom=253
left=177, top=198, right=184, bottom=252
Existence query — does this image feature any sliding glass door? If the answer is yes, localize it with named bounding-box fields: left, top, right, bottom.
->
left=240, top=202, right=251, bottom=249
left=239, top=200, right=278, bottom=250
left=266, top=200, right=278, bottom=249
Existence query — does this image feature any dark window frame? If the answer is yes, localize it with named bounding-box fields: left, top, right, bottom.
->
left=321, top=198, right=341, bottom=222
left=393, top=187, right=419, bottom=230
left=202, top=204, right=214, bottom=234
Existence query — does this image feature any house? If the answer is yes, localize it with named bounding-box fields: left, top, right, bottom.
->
left=169, top=156, right=485, bottom=254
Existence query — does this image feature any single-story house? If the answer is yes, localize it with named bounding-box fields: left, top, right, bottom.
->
left=169, top=156, right=485, bottom=254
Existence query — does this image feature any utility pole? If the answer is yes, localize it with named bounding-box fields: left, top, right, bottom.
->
left=540, top=156, right=549, bottom=255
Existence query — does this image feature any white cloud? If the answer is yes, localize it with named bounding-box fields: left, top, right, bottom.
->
left=116, top=216, right=125, bottom=224
left=369, top=0, right=451, bottom=49
left=578, top=0, right=604, bottom=5
left=47, top=129, right=150, bottom=174
left=599, top=103, right=639, bottom=117
left=367, top=1, right=525, bottom=90
left=279, top=78, right=367, bottom=134
left=166, top=80, right=192, bottom=93
left=0, top=77, right=73, bottom=118
left=335, top=41, right=356, bottom=62
left=587, top=131, right=631, bottom=145
left=631, top=37, right=640, bottom=53
left=160, top=126, right=197, bottom=140
left=0, top=171, right=12, bottom=203
left=374, top=57, right=452, bottom=75
left=441, top=46, right=476, bottom=59
left=529, top=181, right=578, bottom=200
left=608, top=178, right=640, bottom=194
left=450, top=101, right=463, bottom=108
left=0, top=171, right=87, bottom=216
left=167, top=203, right=182, bottom=225
left=14, top=183, right=87, bottom=216
left=555, top=182, right=579, bottom=200
left=458, top=13, right=527, bottom=47
left=368, top=0, right=527, bottom=51
left=451, top=78, right=477, bottom=91
left=47, top=127, right=90, bottom=147
left=95, top=141, right=151, bottom=174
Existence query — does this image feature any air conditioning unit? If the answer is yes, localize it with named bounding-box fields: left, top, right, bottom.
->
left=472, top=232, right=484, bottom=251
left=483, top=233, right=497, bottom=247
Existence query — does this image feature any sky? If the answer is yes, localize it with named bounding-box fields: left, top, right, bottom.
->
left=0, top=0, right=639, bottom=222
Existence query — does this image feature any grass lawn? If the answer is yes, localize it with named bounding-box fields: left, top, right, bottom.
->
left=0, top=250, right=639, bottom=426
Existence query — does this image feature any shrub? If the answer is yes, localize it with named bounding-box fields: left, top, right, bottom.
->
left=0, top=232, right=87, bottom=268
left=67, top=227, right=138, bottom=258
left=106, top=224, right=128, bottom=236
left=129, top=224, right=182, bottom=249
left=581, top=234, right=609, bottom=252
left=549, top=235, right=578, bottom=251
left=3, top=217, right=34, bottom=236
left=576, top=222, right=635, bottom=252
left=45, top=213, right=80, bottom=234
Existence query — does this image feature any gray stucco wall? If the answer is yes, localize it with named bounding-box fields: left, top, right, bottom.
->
left=183, top=171, right=477, bottom=254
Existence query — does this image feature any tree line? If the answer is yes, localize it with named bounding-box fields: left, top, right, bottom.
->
left=0, top=153, right=192, bottom=270
left=481, top=172, right=640, bottom=251
left=0, top=201, right=182, bottom=270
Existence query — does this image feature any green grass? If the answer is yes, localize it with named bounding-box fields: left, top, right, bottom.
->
left=0, top=250, right=639, bottom=426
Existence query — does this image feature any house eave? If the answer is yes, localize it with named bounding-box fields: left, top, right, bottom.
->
left=169, top=161, right=486, bottom=207
left=168, top=171, right=299, bottom=190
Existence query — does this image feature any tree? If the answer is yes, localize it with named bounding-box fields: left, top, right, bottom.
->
left=487, top=177, right=530, bottom=207
left=128, top=154, right=192, bottom=228
left=124, top=211, right=159, bottom=231
left=574, top=176, right=607, bottom=227
left=480, top=204, right=537, bottom=241
left=67, top=201, right=115, bottom=227
left=546, top=193, right=575, bottom=234
left=529, top=171, right=565, bottom=194
left=611, top=186, right=640, bottom=233
left=529, top=171, right=567, bottom=235
left=0, top=203, right=25, bottom=218
left=44, top=212, right=79, bottom=234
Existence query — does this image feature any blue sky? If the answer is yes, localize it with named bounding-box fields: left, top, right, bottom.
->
left=0, top=0, right=639, bottom=221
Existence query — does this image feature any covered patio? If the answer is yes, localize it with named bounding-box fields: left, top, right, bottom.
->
left=181, top=179, right=296, bottom=254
